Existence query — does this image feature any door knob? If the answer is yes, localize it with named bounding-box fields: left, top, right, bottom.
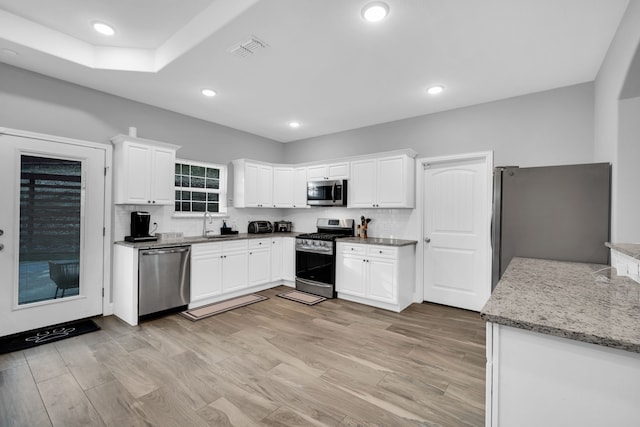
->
left=424, top=237, right=431, bottom=243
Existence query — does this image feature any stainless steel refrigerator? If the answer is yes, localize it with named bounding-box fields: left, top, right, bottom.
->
left=491, top=163, right=611, bottom=289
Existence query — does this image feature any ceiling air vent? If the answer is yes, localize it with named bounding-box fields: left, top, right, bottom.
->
left=228, top=35, right=269, bottom=58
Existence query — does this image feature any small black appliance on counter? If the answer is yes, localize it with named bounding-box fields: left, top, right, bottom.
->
left=247, top=221, right=273, bottom=234
left=274, top=221, right=293, bottom=232
left=125, top=211, right=158, bottom=242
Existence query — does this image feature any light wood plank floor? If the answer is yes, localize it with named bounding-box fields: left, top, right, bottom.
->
left=0, top=286, right=486, bottom=427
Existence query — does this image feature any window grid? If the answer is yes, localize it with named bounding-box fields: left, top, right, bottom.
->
left=174, top=160, right=226, bottom=214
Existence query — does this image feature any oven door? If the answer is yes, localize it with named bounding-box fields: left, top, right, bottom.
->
left=295, top=249, right=335, bottom=298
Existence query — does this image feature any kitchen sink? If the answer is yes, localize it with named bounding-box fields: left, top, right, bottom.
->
left=205, top=234, right=236, bottom=239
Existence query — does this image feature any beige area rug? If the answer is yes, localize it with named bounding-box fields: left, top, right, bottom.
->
left=179, top=294, right=268, bottom=321
left=276, top=290, right=326, bottom=306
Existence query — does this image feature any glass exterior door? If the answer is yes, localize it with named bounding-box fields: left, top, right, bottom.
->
left=0, top=133, right=105, bottom=337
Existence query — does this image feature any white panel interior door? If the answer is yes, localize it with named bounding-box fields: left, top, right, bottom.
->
left=423, top=157, right=491, bottom=311
left=0, top=134, right=105, bottom=336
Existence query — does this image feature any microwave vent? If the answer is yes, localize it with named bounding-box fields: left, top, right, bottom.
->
left=228, top=35, right=269, bottom=58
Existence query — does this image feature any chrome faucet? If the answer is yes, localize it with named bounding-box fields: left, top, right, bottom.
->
left=202, top=211, right=213, bottom=236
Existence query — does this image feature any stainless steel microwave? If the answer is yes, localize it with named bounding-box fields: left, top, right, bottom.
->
left=307, top=180, right=348, bottom=206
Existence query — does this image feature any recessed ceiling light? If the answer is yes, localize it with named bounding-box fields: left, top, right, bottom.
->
left=362, top=2, right=389, bottom=22
left=426, top=85, right=445, bottom=95
left=92, top=21, right=115, bottom=36
left=289, top=121, right=301, bottom=128
left=1, top=48, right=18, bottom=57
left=201, top=89, right=217, bottom=97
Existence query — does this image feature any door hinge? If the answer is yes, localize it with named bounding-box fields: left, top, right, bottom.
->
left=102, top=288, right=104, bottom=297
left=104, top=166, right=108, bottom=176
left=103, top=227, right=106, bottom=236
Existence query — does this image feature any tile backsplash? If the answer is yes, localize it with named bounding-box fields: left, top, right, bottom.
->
left=114, top=205, right=418, bottom=242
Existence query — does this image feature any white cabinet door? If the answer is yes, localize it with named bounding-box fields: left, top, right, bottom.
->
left=273, top=167, right=294, bottom=208
left=307, top=162, right=350, bottom=180
left=257, top=164, right=273, bottom=207
left=307, top=164, right=327, bottom=180
left=327, top=162, right=349, bottom=179
left=367, top=257, right=396, bottom=303
left=349, top=159, right=377, bottom=208
left=337, top=254, right=367, bottom=296
left=120, top=142, right=151, bottom=204
left=151, top=146, right=177, bottom=205
left=270, top=237, right=283, bottom=282
left=222, top=250, right=248, bottom=292
left=191, top=243, right=223, bottom=301
left=248, top=248, right=271, bottom=286
left=293, top=167, right=308, bottom=208
left=243, top=162, right=260, bottom=207
left=376, top=156, right=408, bottom=208
left=282, top=237, right=295, bottom=282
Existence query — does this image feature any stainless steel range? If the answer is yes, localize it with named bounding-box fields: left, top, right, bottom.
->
left=295, top=218, right=355, bottom=298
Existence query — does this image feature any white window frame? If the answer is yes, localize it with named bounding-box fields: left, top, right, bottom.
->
left=173, top=158, right=227, bottom=217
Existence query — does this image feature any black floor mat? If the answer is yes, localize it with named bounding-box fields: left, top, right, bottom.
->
left=0, top=319, right=100, bottom=354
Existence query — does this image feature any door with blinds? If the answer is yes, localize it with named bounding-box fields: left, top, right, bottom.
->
left=0, top=132, right=107, bottom=337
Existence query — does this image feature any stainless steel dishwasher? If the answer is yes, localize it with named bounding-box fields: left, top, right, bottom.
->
left=138, top=246, right=191, bottom=318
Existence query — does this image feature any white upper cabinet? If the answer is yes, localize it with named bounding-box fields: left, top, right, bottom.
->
left=292, top=167, right=308, bottom=208
left=233, top=160, right=273, bottom=208
left=306, top=162, right=349, bottom=180
left=349, top=154, right=415, bottom=208
left=273, top=166, right=294, bottom=208
left=112, top=135, right=179, bottom=205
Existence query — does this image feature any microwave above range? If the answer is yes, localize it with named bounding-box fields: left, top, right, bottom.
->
left=307, top=180, right=348, bottom=206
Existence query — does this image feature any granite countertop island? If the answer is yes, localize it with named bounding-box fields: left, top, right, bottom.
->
left=336, top=236, right=418, bottom=247
left=115, top=232, right=302, bottom=249
left=606, top=242, right=640, bottom=259
left=481, top=257, right=640, bottom=353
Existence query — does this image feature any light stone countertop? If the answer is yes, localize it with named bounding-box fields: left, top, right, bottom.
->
left=115, top=232, right=303, bottom=249
left=606, top=242, right=640, bottom=259
left=336, top=237, right=418, bottom=247
left=481, top=257, right=640, bottom=353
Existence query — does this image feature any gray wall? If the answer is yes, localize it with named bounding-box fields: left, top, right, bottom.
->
left=594, top=1, right=640, bottom=242
left=283, top=83, right=595, bottom=168
left=0, top=63, right=284, bottom=164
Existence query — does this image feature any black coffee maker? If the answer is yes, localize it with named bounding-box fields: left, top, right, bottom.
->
left=125, top=211, right=157, bottom=242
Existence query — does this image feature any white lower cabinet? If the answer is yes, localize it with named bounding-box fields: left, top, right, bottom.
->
left=282, top=237, right=295, bottom=282
left=248, top=238, right=271, bottom=286
left=336, top=242, right=415, bottom=312
left=190, top=240, right=248, bottom=307
left=270, top=237, right=283, bottom=282
left=191, top=242, right=224, bottom=301
left=190, top=236, right=296, bottom=309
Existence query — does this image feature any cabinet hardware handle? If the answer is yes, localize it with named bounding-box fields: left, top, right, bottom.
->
left=0, top=243, right=4, bottom=251
left=424, top=237, right=431, bottom=243
left=0, top=229, right=3, bottom=236
left=148, top=200, right=151, bottom=203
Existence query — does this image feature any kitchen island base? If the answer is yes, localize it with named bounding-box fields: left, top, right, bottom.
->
left=486, top=323, right=640, bottom=427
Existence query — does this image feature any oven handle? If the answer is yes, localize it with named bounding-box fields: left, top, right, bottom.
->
left=296, top=278, right=333, bottom=288
left=295, top=246, right=333, bottom=255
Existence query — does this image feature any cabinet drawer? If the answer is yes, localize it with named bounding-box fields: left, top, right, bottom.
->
left=340, top=243, right=366, bottom=255
left=191, top=242, right=221, bottom=256
left=367, top=245, right=398, bottom=259
left=223, top=239, right=249, bottom=252
left=248, top=238, right=270, bottom=249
